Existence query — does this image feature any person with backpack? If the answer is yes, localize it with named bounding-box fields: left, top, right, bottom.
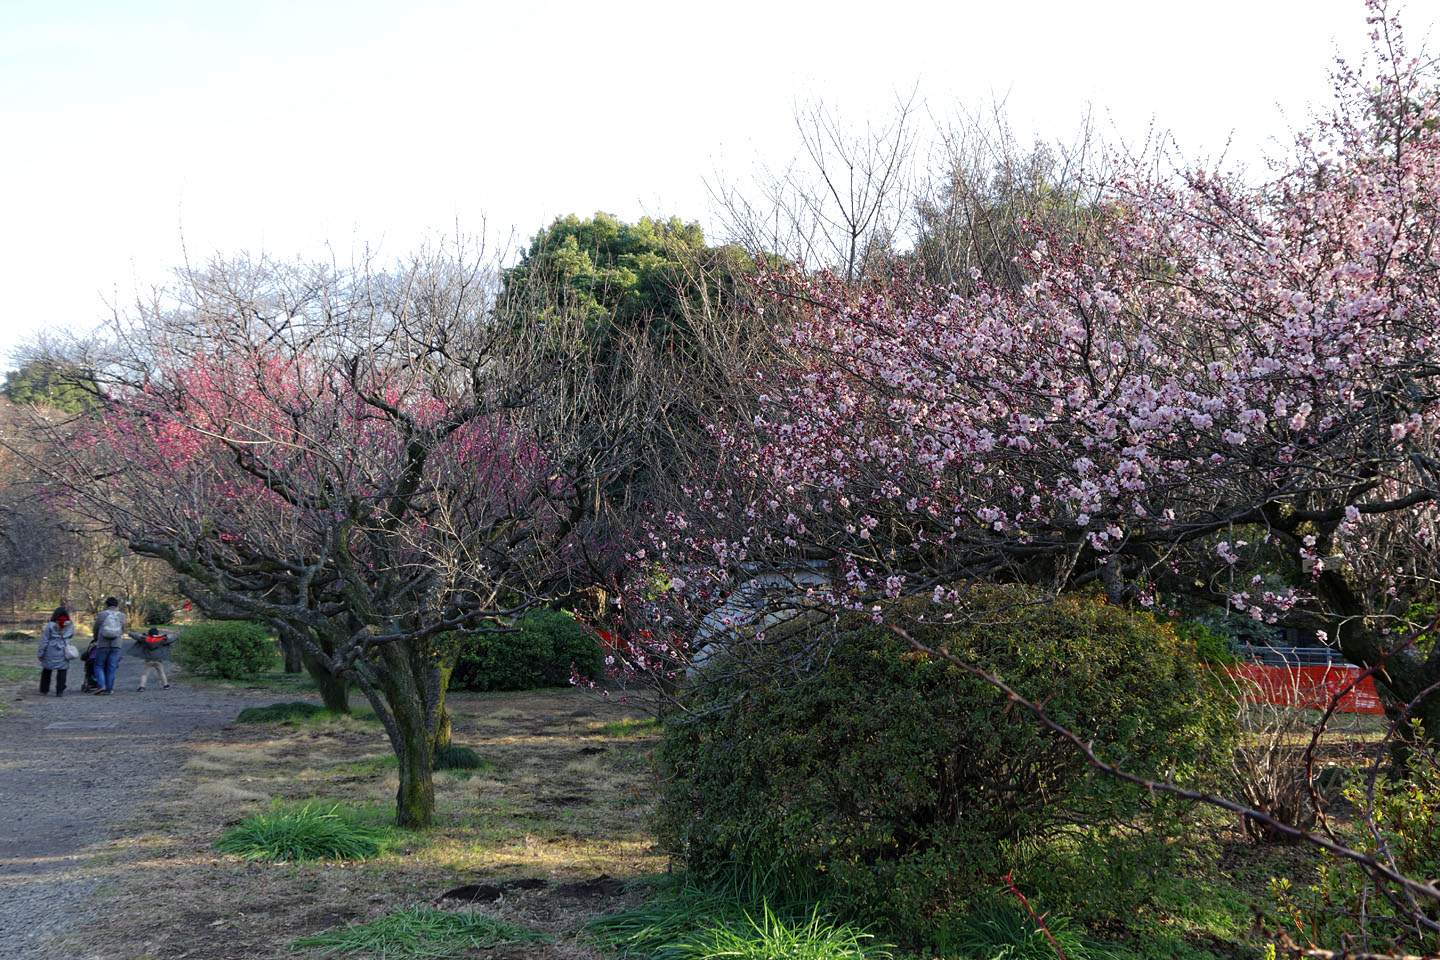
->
left=36, top=607, right=76, bottom=696
left=91, top=597, right=126, bottom=695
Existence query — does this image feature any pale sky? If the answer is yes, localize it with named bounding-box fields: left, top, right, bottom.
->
left=2, top=0, right=1434, bottom=365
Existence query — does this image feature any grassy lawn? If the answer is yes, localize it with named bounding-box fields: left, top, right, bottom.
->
left=78, top=680, right=664, bottom=959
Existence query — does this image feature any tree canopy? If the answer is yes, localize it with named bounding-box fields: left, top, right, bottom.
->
left=25, top=243, right=657, bottom=827
left=2, top=360, right=99, bottom=414
left=501, top=212, right=749, bottom=345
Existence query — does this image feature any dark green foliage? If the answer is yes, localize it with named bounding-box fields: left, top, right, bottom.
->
left=1, top=360, right=100, bottom=413
left=657, top=589, right=1232, bottom=924
left=1173, top=619, right=1239, bottom=666
left=449, top=609, right=602, bottom=692
left=433, top=745, right=488, bottom=771
left=178, top=621, right=274, bottom=680
left=290, top=907, right=551, bottom=957
left=503, top=212, right=715, bottom=338
left=2, top=630, right=30, bottom=641
left=215, top=803, right=389, bottom=862
left=139, top=598, right=174, bottom=626
left=236, top=701, right=328, bottom=724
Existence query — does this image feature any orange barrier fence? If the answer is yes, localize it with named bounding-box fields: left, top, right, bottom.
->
left=1222, top=664, right=1384, bottom=714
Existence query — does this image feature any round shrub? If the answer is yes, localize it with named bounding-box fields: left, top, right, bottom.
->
left=450, top=608, right=603, bottom=692
left=140, top=598, right=175, bottom=626
left=179, top=621, right=274, bottom=680
left=656, top=588, right=1232, bottom=922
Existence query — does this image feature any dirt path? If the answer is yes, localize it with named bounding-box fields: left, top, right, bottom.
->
left=0, top=642, right=281, bottom=959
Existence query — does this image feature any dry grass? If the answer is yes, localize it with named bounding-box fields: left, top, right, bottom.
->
left=70, top=684, right=663, bottom=960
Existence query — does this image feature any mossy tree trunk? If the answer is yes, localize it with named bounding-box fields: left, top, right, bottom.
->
left=282, top=624, right=350, bottom=713
left=357, top=635, right=454, bottom=828
left=305, top=647, right=351, bottom=714
left=430, top=652, right=458, bottom=753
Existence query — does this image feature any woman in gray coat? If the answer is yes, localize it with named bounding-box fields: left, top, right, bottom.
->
left=36, top=606, right=76, bottom=696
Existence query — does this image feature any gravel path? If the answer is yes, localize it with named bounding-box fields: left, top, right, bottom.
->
left=0, top=643, right=280, bottom=959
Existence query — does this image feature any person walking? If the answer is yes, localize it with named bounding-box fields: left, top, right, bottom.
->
left=91, top=597, right=126, bottom=695
left=37, top=607, right=76, bottom=696
left=129, top=628, right=173, bottom=691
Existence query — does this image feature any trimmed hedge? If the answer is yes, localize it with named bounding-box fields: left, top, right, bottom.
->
left=179, top=621, right=274, bottom=680
left=656, top=588, right=1232, bottom=922
left=450, top=608, right=602, bottom=692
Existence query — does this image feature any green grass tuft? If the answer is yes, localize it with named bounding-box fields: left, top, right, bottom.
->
left=2, top=630, right=31, bottom=641
left=289, top=906, right=551, bottom=958
left=587, top=868, right=856, bottom=960
left=675, top=904, right=891, bottom=960
left=237, top=701, right=330, bottom=724
left=434, top=745, right=489, bottom=771
left=936, top=902, right=1113, bottom=960
left=215, top=803, right=389, bottom=862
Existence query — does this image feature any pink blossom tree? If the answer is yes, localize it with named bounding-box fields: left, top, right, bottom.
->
left=636, top=1, right=1440, bottom=737
left=30, top=241, right=642, bottom=827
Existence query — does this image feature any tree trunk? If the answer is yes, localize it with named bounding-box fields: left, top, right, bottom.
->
left=284, top=624, right=350, bottom=713
left=429, top=654, right=456, bottom=753
left=368, top=639, right=449, bottom=828
left=281, top=630, right=303, bottom=673
left=302, top=646, right=351, bottom=714
left=432, top=707, right=452, bottom=753
left=391, top=690, right=436, bottom=829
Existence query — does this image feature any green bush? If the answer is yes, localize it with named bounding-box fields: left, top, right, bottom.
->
left=656, top=588, right=1232, bottom=926
left=449, top=608, right=603, bottom=692
left=139, top=598, right=174, bottom=626
left=179, top=621, right=274, bottom=680
left=1173, top=618, right=1239, bottom=666
left=2, top=630, right=30, bottom=641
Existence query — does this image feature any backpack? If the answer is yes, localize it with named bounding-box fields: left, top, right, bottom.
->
left=97, top=609, right=124, bottom=639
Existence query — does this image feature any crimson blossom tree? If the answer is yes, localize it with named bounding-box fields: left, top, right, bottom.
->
left=28, top=240, right=641, bottom=827
left=634, top=1, right=1440, bottom=737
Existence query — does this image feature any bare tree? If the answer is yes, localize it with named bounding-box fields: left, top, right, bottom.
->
left=911, top=102, right=1107, bottom=294
left=17, top=237, right=670, bottom=827
left=710, top=92, right=919, bottom=281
